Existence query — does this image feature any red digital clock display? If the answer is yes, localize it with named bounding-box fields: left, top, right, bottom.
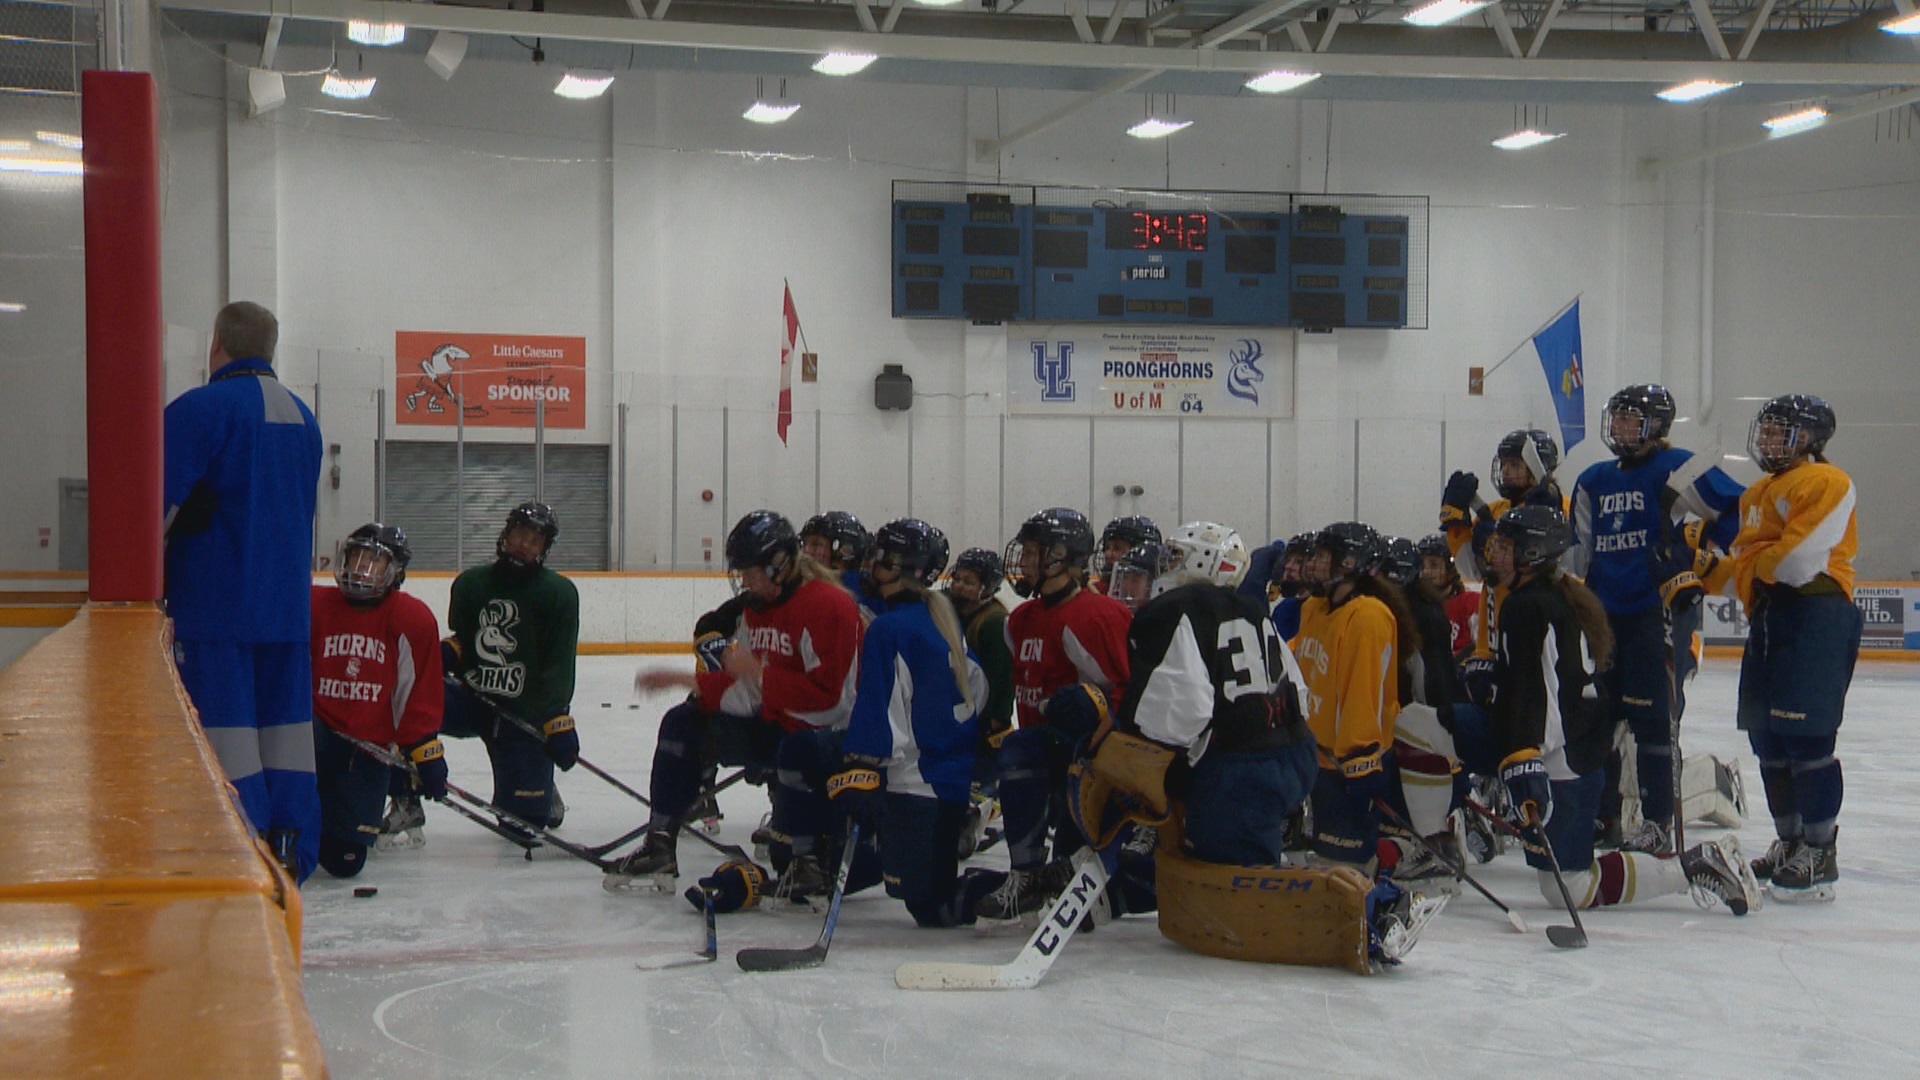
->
left=1104, top=210, right=1209, bottom=252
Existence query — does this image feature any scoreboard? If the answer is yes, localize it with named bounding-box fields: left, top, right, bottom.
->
left=892, top=184, right=1421, bottom=330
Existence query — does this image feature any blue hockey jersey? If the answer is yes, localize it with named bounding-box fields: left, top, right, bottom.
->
left=164, top=357, right=324, bottom=642
left=841, top=593, right=989, bottom=803
left=1568, top=446, right=1743, bottom=615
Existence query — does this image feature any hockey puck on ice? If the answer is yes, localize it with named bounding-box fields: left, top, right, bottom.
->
left=353, top=887, right=378, bottom=898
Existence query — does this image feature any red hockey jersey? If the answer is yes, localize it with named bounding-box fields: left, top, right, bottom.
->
left=311, top=585, right=444, bottom=747
left=1005, top=586, right=1132, bottom=729
left=695, top=577, right=863, bottom=733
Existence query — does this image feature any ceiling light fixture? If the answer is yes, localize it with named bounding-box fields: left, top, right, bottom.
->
left=554, top=70, right=615, bottom=99
left=322, top=71, right=377, bottom=100
left=1882, top=9, right=1920, bottom=33
left=34, top=131, right=81, bottom=150
left=425, top=32, right=468, bottom=80
left=0, top=157, right=81, bottom=175
left=1246, top=70, right=1321, bottom=93
left=1403, top=0, right=1492, bottom=27
left=346, top=21, right=405, bottom=46
left=915, top=0, right=966, bottom=7
left=0, top=140, right=30, bottom=153
left=1657, top=79, right=1741, bottom=102
left=1762, top=105, right=1827, bottom=133
left=0, top=302, right=24, bottom=313
left=744, top=77, right=800, bottom=123
left=813, top=51, right=878, bottom=76
left=1492, top=129, right=1563, bottom=149
left=1128, top=93, right=1192, bottom=138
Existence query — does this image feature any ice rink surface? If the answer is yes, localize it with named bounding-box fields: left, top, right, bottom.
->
left=303, top=657, right=1920, bottom=1078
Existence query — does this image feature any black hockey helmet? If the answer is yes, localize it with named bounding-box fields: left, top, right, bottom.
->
left=870, top=518, right=951, bottom=586
left=1098, top=515, right=1162, bottom=572
left=1602, top=384, right=1678, bottom=458
left=725, top=510, right=800, bottom=575
left=1492, top=428, right=1560, bottom=499
left=1377, top=536, right=1420, bottom=589
left=1313, top=522, right=1386, bottom=582
left=336, top=522, right=410, bottom=602
left=497, top=501, right=559, bottom=570
left=1494, top=504, right=1573, bottom=571
left=951, top=547, right=1005, bottom=598
left=1005, top=507, right=1096, bottom=597
left=1107, top=541, right=1175, bottom=611
left=1415, top=533, right=1452, bottom=562
left=1749, top=394, right=1837, bottom=474
left=800, top=510, right=871, bottom=568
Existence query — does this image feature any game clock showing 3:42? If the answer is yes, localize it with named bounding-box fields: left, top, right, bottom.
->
left=890, top=182, right=1419, bottom=330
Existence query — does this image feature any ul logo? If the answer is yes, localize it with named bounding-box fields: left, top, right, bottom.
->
left=1031, top=342, right=1075, bottom=402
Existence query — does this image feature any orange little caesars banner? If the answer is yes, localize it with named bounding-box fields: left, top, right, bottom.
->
left=395, top=331, right=588, bottom=429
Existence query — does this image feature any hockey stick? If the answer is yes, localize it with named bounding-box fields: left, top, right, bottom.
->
left=636, top=890, right=720, bottom=971
left=1373, top=800, right=1527, bottom=933
left=584, top=769, right=752, bottom=860
left=336, top=733, right=539, bottom=856
left=1462, top=798, right=1588, bottom=948
left=736, top=822, right=863, bottom=972
left=457, top=682, right=756, bottom=864
left=1663, top=603, right=1688, bottom=856
left=895, top=848, right=1111, bottom=990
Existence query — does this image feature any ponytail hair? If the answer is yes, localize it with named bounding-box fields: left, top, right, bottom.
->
left=899, top=578, right=978, bottom=713
left=1549, top=569, right=1615, bottom=671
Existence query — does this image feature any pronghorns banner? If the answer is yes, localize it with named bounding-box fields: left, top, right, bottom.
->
left=1008, top=327, right=1293, bottom=418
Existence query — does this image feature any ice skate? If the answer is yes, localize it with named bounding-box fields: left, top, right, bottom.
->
left=751, top=812, right=775, bottom=862
left=769, top=853, right=830, bottom=912
left=1681, top=835, right=1763, bottom=916
left=548, top=788, right=566, bottom=830
left=692, top=790, right=724, bottom=838
left=973, top=858, right=1074, bottom=929
left=1372, top=890, right=1449, bottom=968
left=1618, top=820, right=1671, bottom=855
left=1769, top=835, right=1837, bottom=904
left=377, top=795, right=426, bottom=851
left=1750, top=836, right=1803, bottom=882
left=603, top=830, right=678, bottom=893
left=1391, top=834, right=1462, bottom=895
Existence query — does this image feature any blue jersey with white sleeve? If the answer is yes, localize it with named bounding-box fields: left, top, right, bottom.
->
left=1568, top=446, right=1743, bottom=615
left=841, top=593, right=989, bottom=803
left=164, top=357, right=324, bottom=643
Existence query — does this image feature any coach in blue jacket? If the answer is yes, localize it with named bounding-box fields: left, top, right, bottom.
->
left=164, top=301, right=325, bottom=882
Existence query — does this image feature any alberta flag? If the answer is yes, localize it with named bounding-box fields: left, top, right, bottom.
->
left=1532, top=299, right=1585, bottom=451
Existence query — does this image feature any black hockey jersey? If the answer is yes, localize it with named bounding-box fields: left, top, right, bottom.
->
left=1116, top=582, right=1311, bottom=764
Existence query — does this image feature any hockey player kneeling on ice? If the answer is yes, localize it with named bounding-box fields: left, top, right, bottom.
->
left=1484, top=505, right=1760, bottom=917
left=617, top=511, right=863, bottom=892
left=1072, top=524, right=1436, bottom=972
left=311, top=524, right=448, bottom=875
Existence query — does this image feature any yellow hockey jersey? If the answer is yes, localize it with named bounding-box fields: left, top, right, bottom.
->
left=1721, top=461, right=1858, bottom=607
left=1291, top=593, right=1400, bottom=777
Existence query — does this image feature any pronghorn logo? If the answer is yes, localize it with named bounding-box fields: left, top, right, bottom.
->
left=1226, top=339, right=1264, bottom=404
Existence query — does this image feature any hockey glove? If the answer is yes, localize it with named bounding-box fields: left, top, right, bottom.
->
left=1240, top=541, right=1282, bottom=603
left=1439, top=471, right=1480, bottom=527
left=1340, top=749, right=1391, bottom=809
left=1499, top=750, right=1552, bottom=828
left=1656, top=523, right=1719, bottom=613
left=406, top=737, right=449, bottom=801
left=1044, top=683, right=1112, bottom=746
left=826, top=756, right=886, bottom=834
left=687, top=859, right=768, bottom=915
left=980, top=713, right=1014, bottom=753
left=542, top=714, right=580, bottom=771
left=1459, top=654, right=1499, bottom=710
left=693, top=630, right=731, bottom=674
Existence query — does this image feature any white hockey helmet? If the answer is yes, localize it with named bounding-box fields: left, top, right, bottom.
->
left=1163, top=521, right=1249, bottom=591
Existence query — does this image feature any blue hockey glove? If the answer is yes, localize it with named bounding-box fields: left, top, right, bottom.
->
left=827, top=756, right=886, bottom=834
left=1044, top=683, right=1112, bottom=746
left=542, top=714, right=580, bottom=771
left=1240, top=541, right=1282, bottom=602
left=1439, top=471, right=1480, bottom=527
left=406, top=737, right=449, bottom=801
left=1459, top=654, right=1498, bottom=710
left=1499, top=750, right=1552, bottom=828
left=686, top=859, right=768, bottom=915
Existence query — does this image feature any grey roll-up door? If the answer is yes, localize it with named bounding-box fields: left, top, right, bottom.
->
left=385, top=442, right=610, bottom=571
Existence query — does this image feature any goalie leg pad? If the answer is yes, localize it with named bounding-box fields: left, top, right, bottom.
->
left=1155, top=840, right=1377, bottom=976
left=1681, top=753, right=1747, bottom=828
left=1068, top=732, right=1177, bottom=848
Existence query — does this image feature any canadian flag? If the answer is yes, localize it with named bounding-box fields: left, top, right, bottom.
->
left=778, top=283, right=799, bottom=446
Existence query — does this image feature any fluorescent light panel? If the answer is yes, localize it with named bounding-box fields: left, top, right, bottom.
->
left=915, top=0, right=966, bottom=6
left=0, top=302, right=24, bottom=313
left=1883, top=10, right=1920, bottom=33
left=743, top=100, right=801, bottom=123
left=346, top=21, right=405, bottom=46
left=1492, top=129, right=1564, bottom=149
left=0, top=140, right=29, bottom=152
left=1763, top=106, right=1827, bottom=133
left=554, top=70, right=614, bottom=99
left=1404, top=0, right=1491, bottom=26
left=1657, top=79, right=1741, bottom=102
left=321, top=72, right=377, bottom=100
left=0, top=157, right=81, bottom=175
left=813, top=51, right=877, bottom=76
left=1246, top=70, right=1321, bottom=93
left=1127, top=117, right=1193, bottom=138
left=34, top=131, right=80, bottom=149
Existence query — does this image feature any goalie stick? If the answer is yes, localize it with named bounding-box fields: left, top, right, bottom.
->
left=1373, top=800, right=1528, bottom=933
left=459, top=681, right=754, bottom=864
left=894, top=848, right=1111, bottom=991
left=736, top=823, right=862, bottom=973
